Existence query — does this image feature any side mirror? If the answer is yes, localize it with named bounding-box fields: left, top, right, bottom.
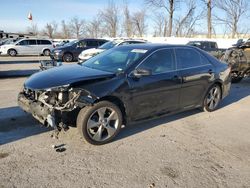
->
left=131, top=68, right=152, bottom=78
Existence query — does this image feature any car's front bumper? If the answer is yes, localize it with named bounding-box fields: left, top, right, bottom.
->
left=18, top=92, right=50, bottom=125
left=50, top=52, right=63, bottom=61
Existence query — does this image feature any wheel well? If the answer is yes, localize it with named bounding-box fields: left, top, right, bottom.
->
left=43, top=49, right=50, bottom=52
left=8, top=48, right=17, bottom=53
left=213, top=81, right=223, bottom=98
left=96, top=96, right=127, bottom=124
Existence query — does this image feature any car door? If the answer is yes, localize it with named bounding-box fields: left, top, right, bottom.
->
left=175, top=47, right=215, bottom=109
left=15, top=39, right=30, bottom=55
left=28, top=39, right=38, bottom=55
left=127, top=48, right=182, bottom=120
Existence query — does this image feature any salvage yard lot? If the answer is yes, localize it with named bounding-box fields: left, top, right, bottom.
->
left=0, top=57, right=250, bottom=187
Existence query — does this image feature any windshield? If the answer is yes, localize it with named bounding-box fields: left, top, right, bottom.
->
left=82, top=47, right=148, bottom=73
left=98, top=41, right=120, bottom=50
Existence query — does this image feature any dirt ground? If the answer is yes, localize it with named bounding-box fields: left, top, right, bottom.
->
left=0, top=64, right=250, bottom=187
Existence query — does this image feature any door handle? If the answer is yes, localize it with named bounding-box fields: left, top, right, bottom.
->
left=172, top=75, right=182, bottom=82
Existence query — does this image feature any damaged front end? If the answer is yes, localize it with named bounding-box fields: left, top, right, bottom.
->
left=18, top=85, right=95, bottom=138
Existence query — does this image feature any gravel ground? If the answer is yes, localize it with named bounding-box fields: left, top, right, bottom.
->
left=0, top=75, right=250, bottom=188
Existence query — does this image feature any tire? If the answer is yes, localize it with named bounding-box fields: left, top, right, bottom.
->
left=8, top=49, right=17, bottom=57
left=62, top=53, right=73, bottom=62
left=203, top=84, right=222, bottom=112
left=43, top=49, right=50, bottom=56
left=77, top=101, right=123, bottom=145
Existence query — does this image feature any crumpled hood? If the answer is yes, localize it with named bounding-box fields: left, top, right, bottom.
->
left=24, top=64, right=115, bottom=90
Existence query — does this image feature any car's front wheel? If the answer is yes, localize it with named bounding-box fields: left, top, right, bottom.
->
left=77, top=101, right=123, bottom=145
left=8, top=49, right=17, bottom=56
left=203, top=84, right=222, bottom=112
left=63, top=53, right=73, bottom=62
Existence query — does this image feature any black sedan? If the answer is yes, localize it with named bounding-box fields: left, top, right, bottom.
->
left=18, top=44, right=231, bottom=145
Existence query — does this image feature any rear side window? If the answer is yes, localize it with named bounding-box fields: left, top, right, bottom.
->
left=175, top=48, right=209, bottom=69
left=138, top=49, right=176, bottom=74
left=38, top=40, right=52, bottom=45
left=86, top=40, right=99, bottom=47
left=98, top=40, right=107, bottom=45
left=28, top=40, right=37, bottom=45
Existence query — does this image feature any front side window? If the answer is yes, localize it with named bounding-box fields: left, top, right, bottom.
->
left=175, top=48, right=208, bottom=69
left=137, top=49, right=176, bottom=74
left=18, top=40, right=29, bottom=45
left=87, top=41, right=99, bottom=47
left=78, top=41, right=87, bottom=48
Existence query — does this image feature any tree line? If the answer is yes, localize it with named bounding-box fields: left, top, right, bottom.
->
left=27, top=0, right=250, bottom=39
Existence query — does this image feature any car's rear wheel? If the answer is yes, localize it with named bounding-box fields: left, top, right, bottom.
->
left=231, top=72, right=243, bottom=83
left=203, top=84, right=222, bottom=112
left=77, top=101, right=123, bottom=145
left=63, top=53, right=73, bottom=62
left=43, top=49, right=50, bottom=56
left=8, top=49, right=17, bottom=56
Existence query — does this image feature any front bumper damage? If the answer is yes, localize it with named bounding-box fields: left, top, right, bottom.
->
left=18, top=86, right=97, bottom=138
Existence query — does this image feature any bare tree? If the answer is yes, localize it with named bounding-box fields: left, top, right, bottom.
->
left=43, top=21, right=57, bottom=38
left=145, top=0, right=178, bottom=37
left=27, top=23, right=38, bottom=35
left=86, top=18, right=103, bottom=38
left=123, top=1, right=133, bottom=37
left=215, top=0, right=249, bottom=38
left=70, top=17, right=85, bottom=38
left=175, top=0, right=196, bottom=37
left=99, top=0, right=119, bottom=37
left=132, top=9, right=147, bottom=37
left=200, top=0, right=213, bottom=38
left=61, top=20, right=71, bottom=39
left=153, top=12, right=167, bottom=37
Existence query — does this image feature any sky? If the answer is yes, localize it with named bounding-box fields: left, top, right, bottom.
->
left=0, top=0, right=144, bottom=33
left=0, top=0, right=248, bottom=35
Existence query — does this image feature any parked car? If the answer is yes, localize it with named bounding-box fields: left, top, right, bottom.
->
left=50, top=38, right=109, bottom=62
left=0, top=38, right=20, bottom=46
left=18, top=44, right=231, bottom=145
left=0, top=38, right=53, bottom=56
left=78, top=39, right=147, bottom=63
left=221, top=38, right=250, bottom=83
left=187, top=41, right=225, bottom=59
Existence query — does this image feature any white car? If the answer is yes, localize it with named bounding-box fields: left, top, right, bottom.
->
left=78, top=39, right=147, bottom=62
left=0, top=38, right=54, bottom=56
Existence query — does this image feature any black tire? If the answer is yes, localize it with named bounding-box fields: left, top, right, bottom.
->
left=43, top=49, right=50, bottom=56
left=8, top=49, right=17, bottom=57
left=203, top=84, right=222, bottom=112
left=77, top=101, right=123, bottom=145
left=63, top=53, right=73, bottom=62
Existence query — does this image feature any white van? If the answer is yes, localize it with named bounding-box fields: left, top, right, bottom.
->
left=0, top=38, right=54, bottom=56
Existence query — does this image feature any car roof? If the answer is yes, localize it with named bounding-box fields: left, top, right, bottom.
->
left=78, top=38, right=108, bottom=41
left=115, top=43, right=195, bottom=51
left=188, top=40, right=216, bottom=43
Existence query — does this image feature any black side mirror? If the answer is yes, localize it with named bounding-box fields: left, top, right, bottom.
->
left=131, top=68, right=152, bottom=78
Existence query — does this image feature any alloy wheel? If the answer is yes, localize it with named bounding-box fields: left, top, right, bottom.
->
left=87, top=107, right=119, bottom=142
left=206, top=86, right=221, bottom=111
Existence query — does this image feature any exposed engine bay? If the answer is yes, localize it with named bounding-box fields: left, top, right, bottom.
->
left=18, top=85, right=96, bottom=138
